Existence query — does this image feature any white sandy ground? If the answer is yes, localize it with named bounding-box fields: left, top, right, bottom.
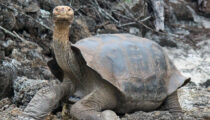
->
left=164, top=40, right=210, bottom=113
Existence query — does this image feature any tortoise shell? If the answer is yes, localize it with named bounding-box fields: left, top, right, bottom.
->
left=72, top=34, right=189, bottom=101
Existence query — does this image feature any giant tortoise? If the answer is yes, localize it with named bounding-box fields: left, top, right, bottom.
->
left=21, top=6, right=190, bottom=120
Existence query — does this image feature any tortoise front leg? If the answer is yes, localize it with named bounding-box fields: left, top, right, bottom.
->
left=22, top=80, right=74, bottom=119
left=70, top=88, right=119, bottom=120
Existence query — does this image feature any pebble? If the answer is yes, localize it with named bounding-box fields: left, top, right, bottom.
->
left=207, top=86, right=210, bottom=92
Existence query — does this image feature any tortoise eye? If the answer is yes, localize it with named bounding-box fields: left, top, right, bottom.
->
left=55, top=8, right=59, bottom=11
left=68, top=8, right=71, bottom=11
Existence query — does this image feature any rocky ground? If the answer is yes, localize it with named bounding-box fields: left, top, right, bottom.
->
left=0, top=0, right=209, bottom=120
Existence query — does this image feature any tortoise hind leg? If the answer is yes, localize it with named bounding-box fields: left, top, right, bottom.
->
left=160, top=90, right=182, bottom=113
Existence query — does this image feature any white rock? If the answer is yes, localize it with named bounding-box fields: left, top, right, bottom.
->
left=101, top=110, right=120, bottom=120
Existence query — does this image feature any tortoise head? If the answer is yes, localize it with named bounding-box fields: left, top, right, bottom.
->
left=53, top=6, right=74, bottom=24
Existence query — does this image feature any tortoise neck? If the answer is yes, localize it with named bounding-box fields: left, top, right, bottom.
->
left=53, top=22, right=82, bottom=83
left=53, top=22, right=70, bottom=45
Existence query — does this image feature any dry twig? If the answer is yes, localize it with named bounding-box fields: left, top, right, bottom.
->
left=0, top=25, right=38, bottom=45
left=92, top=0, right=119, bottom=23
left=118, top=3, right=178, bottom=37
left=0, top=26, right=17, bottom=38
left=118, top=16, right=151, bottom=27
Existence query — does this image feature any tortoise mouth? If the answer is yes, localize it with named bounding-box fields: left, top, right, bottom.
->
left=53, top=15, right=72, bottom=22
left=54, top=19, right=70, bottom=22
